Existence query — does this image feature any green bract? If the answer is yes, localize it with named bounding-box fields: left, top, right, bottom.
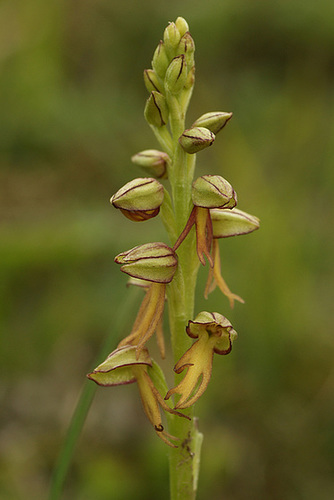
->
left=175, top=16, right=189, bottom=37
left=144, top=91, right=169, bottom=127
left=176, top=32, right=195, bottom=68
left=192, top=175, right=237, bottom=209
left=163, top=22, right=182, bottom=58
left=165, top=55, right=187, bottom=95
left=144, top=69, right=163, bottom=94
left=115, top=242, right=178, bottom=283
left=152, top=41, right=169, bottom=79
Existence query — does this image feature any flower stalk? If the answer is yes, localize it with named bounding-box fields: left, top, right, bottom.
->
left=87, top=16, right=259, bottom=500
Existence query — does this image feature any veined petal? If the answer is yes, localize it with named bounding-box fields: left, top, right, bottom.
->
left=115, top=242, right=178, bottom=284
left=211, top=207, right=260, bottom=238
left=135, top=368, right=187, bottom=447
left=118, top=283, right=166, bottom=359
left=87, top=346, right=152, bottom=386
left=165, top=334, right=214, bottom=409
left=195, top=207, right=213, bottom=266
left=205, top=240, right=244, bottom=307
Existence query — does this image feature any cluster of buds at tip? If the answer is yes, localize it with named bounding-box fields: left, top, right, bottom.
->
left=165, top=312, right=237, bottom=409
left=143, top=16, right=195, bottom=133
left=111, top=178, right=164, bottom=221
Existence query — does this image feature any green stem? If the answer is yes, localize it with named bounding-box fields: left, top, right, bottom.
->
left=166, top=90, right=202, bottom=500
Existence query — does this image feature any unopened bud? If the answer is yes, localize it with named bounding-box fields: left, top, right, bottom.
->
left=144, top=91, right=169, bottom=127
left=192, top=112, right=233, bottom=134
left=192, top=175, right=237, bottom=209
left=176, top=32, right=195, bottom=68
left=115, top=242, right=178, bottom=283
left=163, top=22, right=181, bottom=58
left=143, top=69, right=163, bottom=94
left=110, top=178, right=164, bottom=222
left=178, top=127, right=215, bottom=154
left=211, top=207, right=260, bottom=238
left=175, top=17, right=189, bottom=37
left=131, top=149, right=170, bottom=178
left=165, top=55, right=187, bottom=95
left=152, top=41, right=169, bottom=79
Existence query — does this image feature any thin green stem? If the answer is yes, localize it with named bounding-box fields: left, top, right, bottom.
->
left=48, top=288, right=141, bottom=500
left=150, top=124, right=173, bottom=157
left=165, top=86, right=202, bottom=499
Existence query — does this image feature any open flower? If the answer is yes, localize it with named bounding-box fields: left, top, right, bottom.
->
left=87, top=346, right=189, bottom=447
left=115, top=242, right=178, bottom=358
left=173, top=175, right=237, bottom=266
left=165, top=312, right=237, bottom=409
left=204, top=208, right=260, bottom=307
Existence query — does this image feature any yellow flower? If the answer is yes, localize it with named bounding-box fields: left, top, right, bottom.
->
left=165, top=312, right=237, bottom=409
left=173, top=175, right=237, bottom=266
left=87, top=345, right=189, bottom=447
left=205, top=208, right=260, bottom=307
left=115, top=243, right=178, bottom=358
left=118, top=281, right=166, bottom=359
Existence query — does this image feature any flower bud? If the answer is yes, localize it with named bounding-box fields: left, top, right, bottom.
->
left=110, top=178, right=164, bottom=221
left=211, top=208, right=260, bottom=238
left=144, top=91, right=169, bottom=127
left=143, top=69, right=163, bottom=94
left=131, top=149, right=170, bottom=178
left=115, top=242, right=178, bottom=283
left=192, top=175, right=237, bottom=209
left=163, top=22, right=182, bottom=58
left=178, top=127, right=215, bottom=154
left=186, top=311, right=237, bottom=355
left=175, top=17, right=189, bottom=37
left=176, top=32, right=195, bottom=68
left=165, top=55, right=187, bottom=95
left=192, top=112, right=233, bottom=134
left=87, top=346, right=152, bottom=386
left=152, top=41, right=169, bottom=79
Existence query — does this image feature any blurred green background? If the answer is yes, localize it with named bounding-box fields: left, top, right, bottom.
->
left=1, top=0, right=334, bottom=499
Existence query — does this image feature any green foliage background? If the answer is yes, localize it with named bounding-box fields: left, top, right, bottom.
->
left=1, top=1, right=334, bottom=499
